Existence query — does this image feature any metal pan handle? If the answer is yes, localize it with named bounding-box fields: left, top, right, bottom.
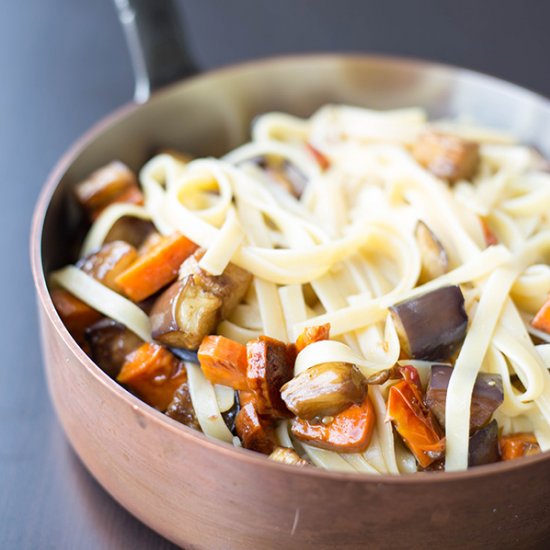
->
left=113, top=0, right=198, bottom=103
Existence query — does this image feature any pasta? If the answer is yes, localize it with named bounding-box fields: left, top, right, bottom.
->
left=50, top=104, right=550, bottom=474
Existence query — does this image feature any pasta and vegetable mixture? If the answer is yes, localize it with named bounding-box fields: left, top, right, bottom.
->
left=50, top=105, right=550, bottom=474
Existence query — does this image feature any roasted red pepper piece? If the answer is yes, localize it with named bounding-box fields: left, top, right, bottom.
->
left=291, top=394, right=376, bottom=453
left=246, top=336, right=296, bottom=418
left=499, top=433, right=540, bottom=461
left=117, top=343, right=186, bottom=411
left=235, top=402, right=277, bottom=454
left=386, top=366, right=445, bottom=468
left=295, top=323, right=330, bottom=353
left=198, top=335, right=248, bottom=390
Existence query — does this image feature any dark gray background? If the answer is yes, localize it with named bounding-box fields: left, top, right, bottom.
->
left=1, top=0, right=549, bottom=548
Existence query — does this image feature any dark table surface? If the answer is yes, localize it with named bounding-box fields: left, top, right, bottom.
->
left=2, top=1, right=550, bottom=548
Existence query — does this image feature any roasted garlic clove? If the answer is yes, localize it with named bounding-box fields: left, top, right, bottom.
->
left=281, top=362, right=367, bottom=420
left=415, top=221, right=449, bottom=284
left=390, top=285, right=468, bottom=361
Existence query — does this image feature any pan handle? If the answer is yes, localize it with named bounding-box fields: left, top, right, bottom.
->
left=113, top=0, right=198, bottom=103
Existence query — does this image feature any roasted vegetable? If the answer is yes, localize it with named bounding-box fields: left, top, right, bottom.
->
left=281, top=362, right=367, bottom=420
left=426, top=365, right=503, bottom=432
left=74, top=161, right=143, bottom=219
left=532, top=296, right=550, bottom=334
left=269, top=446, right=309, bottom=466
left=50, top=288, right=102, bottom=344
left=165, top=380, right=201, bottom=431
left=415, top=221, right=448, bottom=284
left=150, top=250, right=251, bottom=349
left=84, top=318, right=142, bottom=378
left=468, top=420, right=500, bottom=467
left=365, top=365, right=401, bottom=386
left=500, top=433, right=541, bottom=461
left=115, top=232, right=198, bottom=302
left=480, top=217, right=498, bottom=247
left=221, top=393, right=241, bottom=434
left=390, top=285, right=468, bottom=361
left=412, top=131, right=480, bottom=183
left=77, top=240, right=137, bottom=291
left=235, top=402, right=277, bottom=454
left=295, top=323, right=330, bottom=353
left=247, top=336, right=296, bottom=418
left=198, top=335, right=248, bottom=390
left=104, top=217, right=155, bottom=249
left=117, top=343, right=186, bottom=411
left=255, top=155, right=307, bottom=198
left=386, top=367, right=445, bottom=468
left=306, top=142, right=330, bottom=171
left=291, top=394, right=375, bottom=453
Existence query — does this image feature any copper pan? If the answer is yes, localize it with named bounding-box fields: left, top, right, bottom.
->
left=30, top=2, right=550, bottom=548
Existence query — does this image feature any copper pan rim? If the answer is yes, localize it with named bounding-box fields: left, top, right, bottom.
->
left=30, top=52, right=550, bottom=485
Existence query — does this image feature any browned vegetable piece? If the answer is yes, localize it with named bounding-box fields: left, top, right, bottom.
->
left=198, top=335, right=248, bottom=390
left=412, top=131, right=480, bottom=183
left=138, top=231, right=164, bottom=256
left=150, top=249, right=252, bottom=349
left=295, top=323, right=330, bottom=353
left=365, top=365, right=401, bottom=386
left=415, top=221, right=449, bottom=284
left=425, top=365, right=503, bottom=432
left=117, top=343, right=186, bottom=411
left=77, top=240, right=138, bottom=291
left=235, top=402, right=277, bottom=454
left=247, top=336, right=296, bottom=418
left=74, top=161, right=143, bottom=219
left=104, top=217, right=155, bottom=249
left=50, top=288, right=102, bottom=344
left=390, top=285, right=468, bottom=361
left=254, top=155, right=307, bottom=198
left=165, top=380, right=201, bottom=431
left=269, top=447, right=309, bottom=466
left=500, top=433, right=541, bottom=461
left=468, top=420, right=500, bottom=467
left=281, top=362, right=367, bottom=420
left=84, top=318, right=142, bottom=378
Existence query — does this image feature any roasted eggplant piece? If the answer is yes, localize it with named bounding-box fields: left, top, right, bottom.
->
left=415, top=221, right=449, bottom=284
left=77, top=240, right=137, bottom=291
left=150, top=250, right=252, bottom=349
left=412, top=131, right=480, bottom=183
left=281, top=362, right=367, bottom=420
left=117, top=343, right=186, bottom=411
left=390, top=285, right=468, bottom=361
left=104, top=217, right=155, bottom=249
left=247, top=336, right=296, bottom=418
left=468, top=420, right=500, bottom=467
left=500, top=433, right=541, bottom=461
left=221, top=392, right=240, bottom=435
left=254, top=154, right=307, bottom=198
left=165, top=380, right=201, bottom=431
left=50, top=288, right=102, bottom=344
left=425, top=365, right=503, bottom=432
left=291, top=394, right=375, bottom=453
left=269, top=446, right=309, bottom=466
left=74, top=161, right=143, bottom=219
left=85, top=318, right=142, bottom=378
left=235, top=402, right=277, bottom=454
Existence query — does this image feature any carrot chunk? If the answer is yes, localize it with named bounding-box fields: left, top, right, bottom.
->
left=117, top=343, right=186, bottom=411
left=235, top=402, right=276, bottom=454
left=306, top=142, right=330, bottom=171
left=51, top=288, right=102, bottom=344
left=291, top=394, right=376, bottom=453
left=386, top=367, right=445, bottom=468
left=114, top=233, right=198, bottom=302
left=532, top=296, right=550, bottom=334
left=295, top=323, right=330, bottom=353
left=198, top=335, right=248, bottom=390
left=500, top=433, right=540, bottom=461
left=247, top=336, right=296, bottom=418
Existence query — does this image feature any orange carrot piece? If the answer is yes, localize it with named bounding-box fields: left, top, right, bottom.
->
left=295, top=323, right=330, bottom=353
left=386, top=368, right=445, bottom=468
left=532, top=296, right=550, bottom=334
left=117, top=343, right=186, bottom=411
left=114, top=233, right=198, bottom=302
left=235, top=402, right=276, bottom=454
left=480, top=217, right=498, bottom=246
left=500, top=433, right=540, bottom=461
left=198, top=335, right=248, bottom=390
left=291, top=395, right=376, bottom=453
left=306, top=142, right=330, bottom=171
left=51, top=288, right=102, bottom=343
